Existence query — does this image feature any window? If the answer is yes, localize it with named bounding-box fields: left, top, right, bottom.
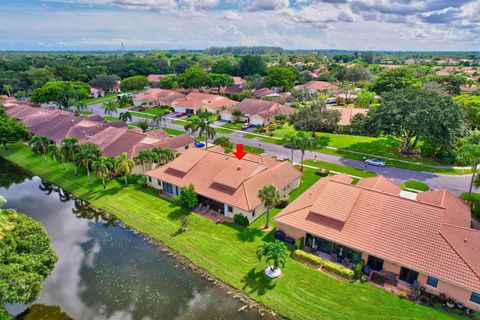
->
left=148, top=176, right=152, bottom=183
left=252, top=210, right=255, bottom=217
left=228, top=206, right=233, bottom=213
left=471, top=292, right=480, bottom=304
left=157, top=179, right=161, bottom=186
left=163, top=182, right=174, bottom=194
left=426, top=276, right=438, bottom=288
left=367, top=255, right=384, bottom=272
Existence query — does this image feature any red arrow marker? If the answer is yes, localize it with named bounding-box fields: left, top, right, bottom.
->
left=233, top=144, right=247, bottom=160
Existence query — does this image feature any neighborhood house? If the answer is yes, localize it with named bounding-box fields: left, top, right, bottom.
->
left=171, top=92, right=238, bottom=115
left=133, top=88, right=185, bottom=107
left=144, top=147, right=302, bottom=222
left=274, top=175, right=480, bottom=310
left=220, top=98, right=297, bottom=126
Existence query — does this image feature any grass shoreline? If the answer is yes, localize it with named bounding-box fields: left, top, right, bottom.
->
left=0, top=144, right=461, bottom=320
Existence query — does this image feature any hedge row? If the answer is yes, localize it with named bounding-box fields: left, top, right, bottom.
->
left=292, top=250, right=355, bottom=279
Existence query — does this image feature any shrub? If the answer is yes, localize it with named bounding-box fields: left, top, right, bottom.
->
left=323, top=260, right=355, bottom=279
left=277, top=194, right=290, bottom=208
left=136, top=176, right=147, bottom=187
left=177, top=184, right=198, bottom=211
left=116, top=173, right=142, bottom=184
left=294, top=237, right=304, bottom=250
left=472, top=200, right=480, bottom=220
left=292, top=249, right=324, bottom=267
left=233, top=214, right=249, bottom=227
left=315, top=168, right=330, bottom=177
left=354, top=259, right=365, bottom=279
left=213, top=136, right=233, bottom=149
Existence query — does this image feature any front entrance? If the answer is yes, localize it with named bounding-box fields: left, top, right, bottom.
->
left=399, top=266, right=419, bottom=284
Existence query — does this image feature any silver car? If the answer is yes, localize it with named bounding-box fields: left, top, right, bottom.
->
left=365, top=159, right=386, bottom=167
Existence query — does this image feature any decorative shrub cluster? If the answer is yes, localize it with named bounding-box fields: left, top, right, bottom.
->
left=315, top=168, right=330, bottom=177
left=233, top=214, right=249, bottom=227
left=292, top=249, right=324, bottom=267
left=323, top=261, right=355, bottom=279
left=276, top=195, right=290, bottom=208
left=292, top=249, right=355, bottom=279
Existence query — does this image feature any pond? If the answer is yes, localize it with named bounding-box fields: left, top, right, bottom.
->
left=0, top=161, right=268, bottom=320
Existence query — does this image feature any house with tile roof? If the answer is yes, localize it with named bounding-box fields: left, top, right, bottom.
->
left=144, top=147, right=302, bottom=221
left=133, top=88, right=185, bottom=107
left=295, top=81, right=339, bottom=94
left=171, top=92, right=238, bottom=115
left=325, top=106, right=369, bottom=131
left=220, top=98, right=297, bottom=126
left=274, top=174, right=480, bottom=310
left=147, top=74, right=171, bottom=84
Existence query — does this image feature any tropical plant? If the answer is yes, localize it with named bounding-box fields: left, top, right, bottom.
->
left=232, top=109, right=242, bottom=122
left=150, top=113, right=164, bottom=129
left=283, top=134, right=301, bottom=163
left=198, top=120, right=216, bottom=149
left=74, top=144, right=99, bottom=182
left=47, top=144, right=65, bottom=170
left=177, top=184, right=198, bottom=210
left=60, top=137, right=80, bottom=176
left=102, top=100, right=118, bottom=116
left=152, top=147, right=175, bottom=165
left=258, top=184, right=280, bottom=229
left=28, top=135, right=50, bottom=162
left=74, top=99, right=87, bottom=113
left=118, top=111, right=132, bottom=122
left=456, top=137, right=480, bottom=201
left=114, top=152, right=135, bottom=187
left=92, top=157, right=114, bottom=189
left=184, top=118, right=201, bottom=137
left=134, top=150, right=159, bottom=172
left=137, top=120, right=150, bottom=132
left=256, top=240, right=289, bottom=273
left=296, top=131, right=317, bottom=170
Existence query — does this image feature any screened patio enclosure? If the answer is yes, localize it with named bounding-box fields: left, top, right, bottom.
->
left=305, top=233, right=362, bottom=264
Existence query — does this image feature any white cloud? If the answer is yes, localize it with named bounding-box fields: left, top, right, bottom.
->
left=221, top=10, right=243, bottom=21
left=248, top=0, right=290, bottom=11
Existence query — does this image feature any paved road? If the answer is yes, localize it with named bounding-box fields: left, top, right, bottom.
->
left=86, top=104, right=478, bottom=196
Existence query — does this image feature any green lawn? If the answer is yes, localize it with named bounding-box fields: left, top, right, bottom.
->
left=460, top=192, right=480, bottom=202
left=400, top=180, right=430, bottom=191
left=103, top=116, right=119, bottom=122
left=163, top=128, right=185, bottom=136
left=303, top=160, right=377, bottom=178
left=244, top=145, right=265, bottom=155
left=0, top=144, right=462, bottom=320
left=79, top=111, right=93, bottom=116
left=142, top=107, right=171, bottom=116
left=82, top=92, right=118, bottom=105
left=221, top=122, right=244, bottom=130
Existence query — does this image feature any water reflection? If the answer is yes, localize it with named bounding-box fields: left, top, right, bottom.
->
left=0, top=162, right=266, bottom=320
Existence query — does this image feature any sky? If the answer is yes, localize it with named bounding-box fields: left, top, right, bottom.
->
left=0, top=0, right=479, bottom=51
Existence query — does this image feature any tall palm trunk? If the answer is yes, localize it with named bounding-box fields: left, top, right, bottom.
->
left=102, top=174, right=106, bottom=190
left=61, top=159, right=65, bottom=171
left=264, top=208, right=270, bottom=229
left=43, top=154, right=47, bottom=162
left=468, top=160, right=478, bottom=201
left=291, top=148, right=294, bottom=163
left=301, top=150, right=305, bottom=170
left=124, top=175, right=128, bottom=187
left=87, top=167, right=91, bottom=182
left=73, top=163, right=78, bottom=176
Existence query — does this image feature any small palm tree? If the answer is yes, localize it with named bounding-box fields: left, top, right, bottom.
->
left=134, top=150, right=159, bottom=172
left=198, top=120, right=216, bottom=149
left=74, top=144, right=98, bottom=182
left=60, top=137, right=80, bottom=176
left=92, top=157, right=113, bottom=189
left=102, top=100, right=118, bottom=116
left=232, top=109, right=242, bottom=122
left=115, top=152, right=135, bottom=187
left=284, top=134, right=301, bottom=163
left=48, top=143, right=65, bottom=170
left=184, top=118, right=201, bottom=137
left=256, top=240, right=289, bottom=275
left=75, top=100, right=87, bottom=113
left=258, top=184, right=280, bottom=229
left=151, top=113, right=164, bottom=129
left=296, top=131, right=316, bottom=170
left=152, top=147, right=175, bottom=165
left=29, top=135, right=50, bottom=162
left=119, top=111, right=132, bottom=122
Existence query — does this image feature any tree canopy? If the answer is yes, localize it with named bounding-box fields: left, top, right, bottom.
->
left=120, top=75, right=148, bottom=92
left=265, top=67, right=299, bottom=91
left=30, top=81, right=90, bottom=110
left=238, top=55, right=266, bottom=77
left=366, top=87, right=464, bottom=154
left=177, top=66, right=208, bottom=90
left=0, top=206, right=58, bottom=304
left=0, top=115, right=28, bottom=149
left=369, top=68, right=420, bottom=95
left=289, top=102, right=341, bottom=135
left=90, top=74, right=118, bottom=91
left=453, top=94, right=480, bottom=129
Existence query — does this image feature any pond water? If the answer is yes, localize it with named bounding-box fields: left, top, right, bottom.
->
left=0, top=161, right=267, bottom=320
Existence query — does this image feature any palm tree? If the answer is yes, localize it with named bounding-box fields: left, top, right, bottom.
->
left=74, top=144, right=98, bottom=182
left=29, top=135, right=50, bottom=162
left=152, top=147, right=175, bottom=165
left=284, top=134, right=301, bottom=163
left=198, top=120, right=216, bottom=149
left=456, top=142, right=480, bottom=201
left=256, top=240, right=289, bottom=274
left=115, top=152, right=135, bottom=187
left=184, top=118, right=201, bottom=137
left=151, top=113, right=164, bottom=129
left=232, top=109, right=242, bottom=123
left=75, top=99, right=87, bottom=113
left=60, top=137, right=80, bottom=176
left=92, top=157, right=113, bottom=189
left=118, top=111, right=132, bottom=122
left=134, top=150, right=159, bottom=172
left=296, top=131, right=317, bottom=170
left=102, top=100, right=118, bottom=116
left=48, top=143, right=65, bottom=170
left=258, top=184, right=280, bottom=229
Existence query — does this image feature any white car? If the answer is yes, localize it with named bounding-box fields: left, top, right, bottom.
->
left=325, top=97, right=336, bottom=104
left=242, top=123, right=251, bottom=130
left=365, top=159, right=386, bottom=167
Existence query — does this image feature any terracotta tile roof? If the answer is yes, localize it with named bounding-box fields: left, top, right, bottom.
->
left=133, top=89, right=185, bottom=106
left=172, top=92, right=238, bottom=111
left=275, top=175, right=480, bottom=292
left=300, top=81, right=339, bottom=92
left=29, top=113, right=82, bottom=143
left=145, top=148, right=301, bottom=211
left=252, top=88, right=274, bottom=99
left=325, top=106, right=368, bottom=126
left=90, top=87, right=103, bottom=94
left=85, top=114, right=105, bottom=123
left=147, top=74, right=170, bottom=82
left=356, top=176, right=401, bottom=195
left=223, top=99, right=296, bottom=121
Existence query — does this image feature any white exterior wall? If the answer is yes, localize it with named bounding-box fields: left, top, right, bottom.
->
left=249, top=115, right=265, bottom=126
left=220, top=111, right=232, bottom=122
left=173, top=106, right=187, bottom=113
